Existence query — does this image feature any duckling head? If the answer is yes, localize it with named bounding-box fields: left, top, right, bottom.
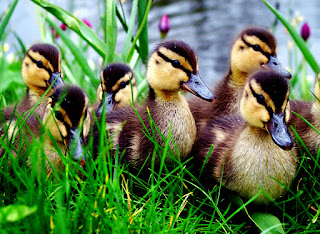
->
left=96, top=63, right=137, bottom=115
left=240, top=70, right=293, bottom=150
left=146, top=40, right=215, bottom=102
left=230, top=27, right=291, bottom=86
left=22, top=43, right=63, bottom=96
left=45, top=85, right=90, bottom=159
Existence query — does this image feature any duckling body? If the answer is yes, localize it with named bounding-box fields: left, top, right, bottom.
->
left=193, top=70, right=296, bottom=204
left=94, top=63, right=137, bottom=116
left=93, top=40, right=215, bottom=167
left=189, top=27, right=291, bottom=128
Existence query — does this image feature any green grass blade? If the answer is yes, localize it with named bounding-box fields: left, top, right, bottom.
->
left=105, top=0, right=117, bottom=64
left=0, top=0, right=19, bottom=42
left=263, top=0, right=319, bottom=74
left=121, top=0, right=138, bottom=61
left=126, top=0, right=152, bottom=63
left=31, top=0, right=107, bottom=58
left=45, top=16, right=97, bottom=82
left=138, top=0, right=149, bottom=65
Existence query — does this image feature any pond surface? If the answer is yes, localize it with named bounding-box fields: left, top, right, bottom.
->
left=2, top=0, right=320, bottom=87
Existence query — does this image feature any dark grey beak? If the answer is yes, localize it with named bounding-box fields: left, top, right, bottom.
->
left=68, top=128, right=85, bottom=161
left=265, top=113, right=293, bottom=151
left=49, top=72, right=64, bottom=89
left=95, top=92, right=115, bottom=117
left=181, top=73, right=216, bottom=102
left=264, top=56, right=291, bottom=79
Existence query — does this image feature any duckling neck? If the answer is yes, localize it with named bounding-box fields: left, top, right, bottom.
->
left=147, top=87, right=197, bottom=160
left=27, top=87, right=50, bottom=105
left=229, top=69, right=249, bottom=87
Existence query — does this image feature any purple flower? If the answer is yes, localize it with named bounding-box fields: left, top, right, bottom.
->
left=51, top=23, right=67, bottom=39
left=82, top=18, right=92, bottom=28
left=301, top=22, right=310, bottom=42
left=159, top=14, right=170, bottom=39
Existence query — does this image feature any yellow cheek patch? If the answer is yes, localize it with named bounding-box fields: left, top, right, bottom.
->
left=158, top=47, right=194, bottom=72
left=243, top=35, right=272, bottom=55
left=28, top=50, right=54, bottom=72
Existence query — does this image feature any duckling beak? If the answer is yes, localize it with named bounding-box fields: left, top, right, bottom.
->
left=263, top=56, right=291, bottom=79
left=181, top=73, right=216, bottom=102
left=68, top=128, right=86, bottom=161
left=49, top=72, right=64, bottom=89
left=265, top=113, right=293, bottom=151
left=96, top=92, right=115, bottom=116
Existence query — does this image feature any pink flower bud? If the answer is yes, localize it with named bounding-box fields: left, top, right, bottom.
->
left=60, top=23, right=67, bottom=31
left=301, top=22, right=310, bottom=42
left=159, top=14, right=170, bottom=39
left=82, top=18, right=92, bottom=28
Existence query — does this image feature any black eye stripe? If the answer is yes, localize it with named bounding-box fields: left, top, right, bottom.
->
left=157, top=51, right=192, bottom=77
left=241, top=36, right=271, bottom=59
left=249, top=83, right=273, bottom=117
left=27, top=54, right=52, bottom=75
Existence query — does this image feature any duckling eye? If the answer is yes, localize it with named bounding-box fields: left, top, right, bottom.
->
left=252, top=44, right=262, bottom=52
left=256, top=94, right=265, bottom=105
left=36, top=60, right=44, bottom=69
left=172, top=60, right=181, bottom=68
left=55, top=111, right=64, bottom=122
left=119, top=81, right=126, bottom=89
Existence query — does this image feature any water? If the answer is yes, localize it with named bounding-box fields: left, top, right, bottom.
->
left=2, top=0, right=320, bottom=87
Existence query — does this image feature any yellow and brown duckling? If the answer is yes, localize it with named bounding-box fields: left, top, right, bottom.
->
left=193, top=70, right=296, bottom=204
left=95, top=63, right=137, bottom=116
left=3, top=85, right=90, bottom=172
left=1, top=43, right=64, bottom=134
left=189, top=27, right=291, bottom=129
left=92, top=40, right=215, bottom=167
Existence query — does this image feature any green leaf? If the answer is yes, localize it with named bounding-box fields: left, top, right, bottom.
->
left=138, top=0, right=149, bottom=65
left=251, top=212, right=285, bottom=234
left=127, top=0, right=152, bottom=63
left=31, top=0, right=107, bottom=58
left=121, top=0, right=138, bottom=61
left=263, top=0, right=319, bottom=74
left=45, top=16, right=97, bottom=83
left=105, top=0, right=118, bottom=64
left=0, top=0, right=19, bottom=42
left=0, top=205, right=37, bottom=224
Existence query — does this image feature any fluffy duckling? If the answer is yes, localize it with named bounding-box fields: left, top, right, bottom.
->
left=2, top=86, right=90, bottom=172
left=1, top=43, right=63, bottom=134
left=93, top=40, right=215, bottom=167
left=189, top=27, right=291, bottom=128
left=193, top=70, right=297, bottom=204
left=95, top=63, right=137, bottom=116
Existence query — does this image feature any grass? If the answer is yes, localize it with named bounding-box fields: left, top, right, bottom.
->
left=0, top=0, right=320, bottom=233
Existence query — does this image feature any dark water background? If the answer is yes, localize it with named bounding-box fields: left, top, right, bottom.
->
left=2, top=0, right=320, bottom=87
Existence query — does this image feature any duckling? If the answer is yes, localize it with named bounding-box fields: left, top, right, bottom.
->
left=189, top=27, right=291, bottom=129
left=2, top=85, right=90, bottom=173
left=193, top=70, right=297, bottom=204
left=1, top=43, right=63, bottom=135
left=92, top=40, right=215, bottom=167
left=95, top=63, right=137, bottom=116
left=41, top=85, right=90, bottom=171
